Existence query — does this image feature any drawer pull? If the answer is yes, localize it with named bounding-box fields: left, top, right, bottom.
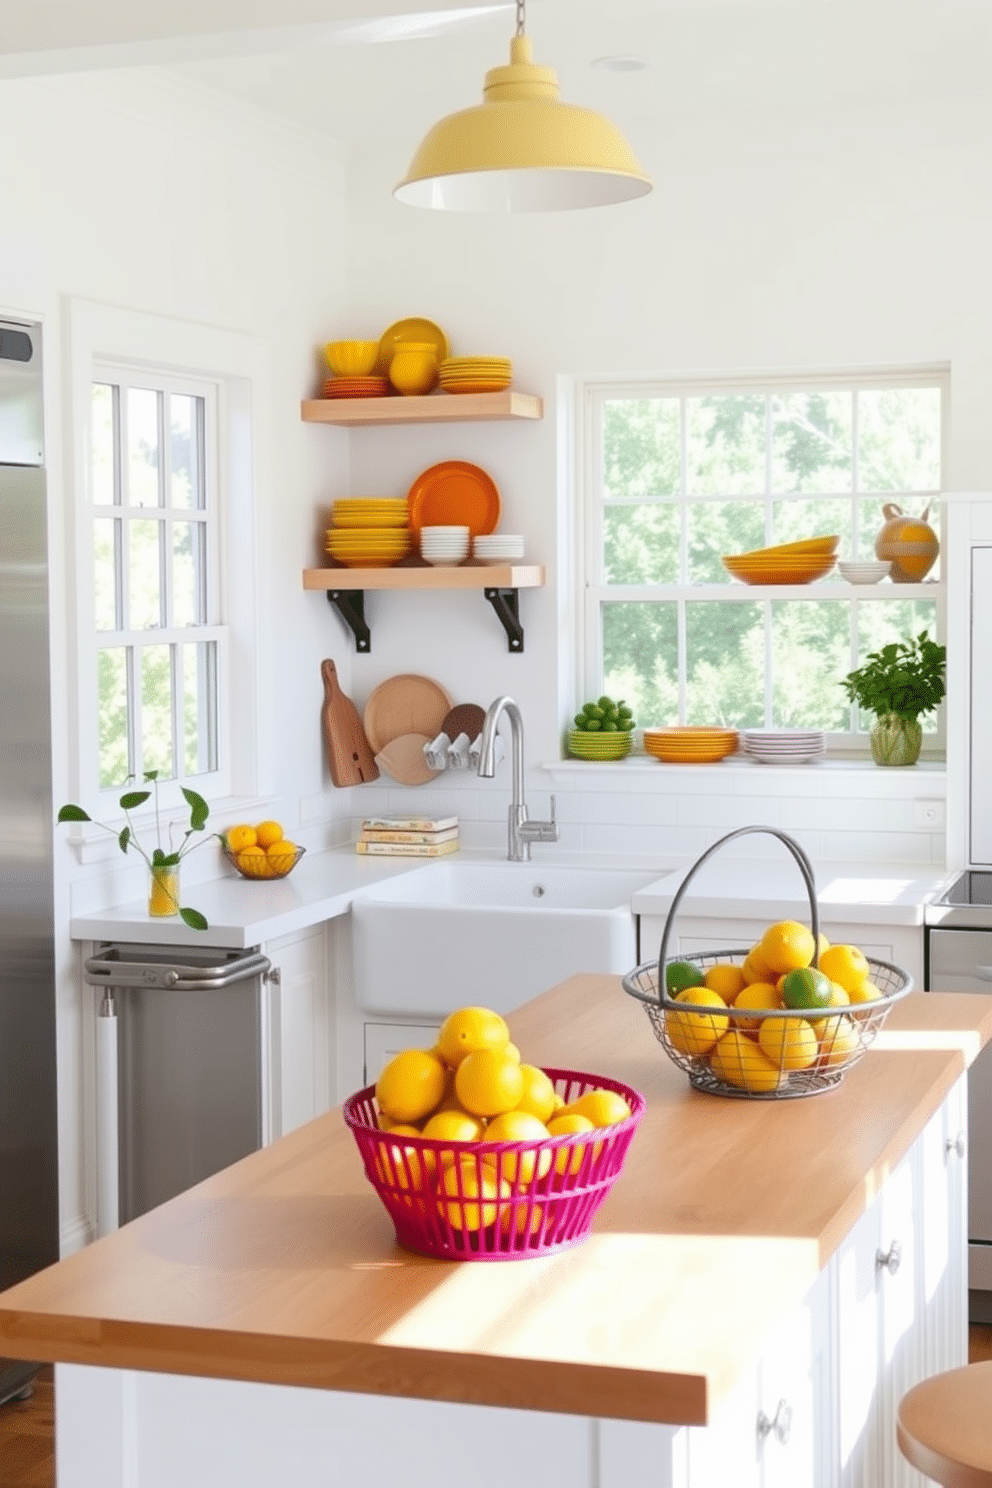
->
left=876, top=1240, right=902, bottom=1275
left=757, top=1399, right=793, bottom=1446
left=946, top=1132, right=966, bottom=1158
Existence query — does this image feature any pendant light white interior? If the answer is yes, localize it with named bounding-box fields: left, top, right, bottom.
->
left=394, top=33, right=652, bottom=212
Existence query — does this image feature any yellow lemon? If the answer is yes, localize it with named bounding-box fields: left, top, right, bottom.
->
left=816, top=1014, right=861, bottom=1068
left=818, top=944, right=871, bottom=995
left=375, top=1047, right=448, bottom=1125
left=664, top=987, right=730, bottom=1058
left=265, top=838, right=298, bottom=872
left=567, top=1088, right=632, bottom=1127
left=421, top=1108, right=485, bottom=1145
left=454, top=1048, right=524, bottom=1117
left=481, top=1110, right=553, bottom=1184
left=704, top=963, right=746, bottom=1001
left=758, top=1015, right=819, bottom=1071
left=374, top=1133, right=434, bottom=1193
left=235, top=843, right=270, bottom=879
left=255, top=819, right=284, bottom=848
left=436, top=1007, right=510, bottom=1069
left=848, top=978, right=882, bottom=1005
left=225, top=823, right=257, bottom=853
left=731, top=981, right=781, bottom=1035
left=505, top=1041, right=522, bottom=1064
left=760, top=920, right=816, bottom=974
left=710, top=1028, right=781, bottom=1093
left=515, top=1064, right=557, bottom=1124
left=438, top=1157, right=509, bottom=1231
left=546, top=1113, right=596, bottom=1177
left=742, top=942, right=777, bottom=984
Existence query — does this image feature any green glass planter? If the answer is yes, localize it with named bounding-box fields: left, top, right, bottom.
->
left=869, top=713, right=923, bottom=767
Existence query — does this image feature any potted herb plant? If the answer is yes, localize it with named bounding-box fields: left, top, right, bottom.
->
left=57, top=771, right=211, bottom=928
left=841, top=630, right=946, bottom=766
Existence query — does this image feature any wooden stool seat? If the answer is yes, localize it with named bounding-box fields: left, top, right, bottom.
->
left=898, top=1361, right=992, bottom=1487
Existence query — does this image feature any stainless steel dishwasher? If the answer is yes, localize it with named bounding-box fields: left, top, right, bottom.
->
left=927, top=872, right=992, bottom=1319
left=84, top=943, right=270, bottom=1227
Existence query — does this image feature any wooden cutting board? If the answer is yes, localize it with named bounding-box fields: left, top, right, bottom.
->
left=321, top=660, right=379, bottom=787
left=363, top=674, right=453, bottom=754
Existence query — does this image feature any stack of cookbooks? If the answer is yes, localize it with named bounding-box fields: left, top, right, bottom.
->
left=355, top=815, right=460, bottom=857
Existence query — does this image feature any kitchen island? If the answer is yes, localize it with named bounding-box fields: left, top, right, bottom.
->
left=1, top=974, right=989, bottom=1488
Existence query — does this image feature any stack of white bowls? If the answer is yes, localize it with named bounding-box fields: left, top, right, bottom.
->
left=473, top=533, right=525, bottom=562
left=419, top=525, right=469, bottom=565
left=742, top=729, right=825, bottom=765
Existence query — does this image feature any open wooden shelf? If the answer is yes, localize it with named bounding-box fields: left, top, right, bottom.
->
left=302, top=563, right=545, bottom=654
left=303, top=562, right=544, bottom=591
left=300, top=390, right=543, bottom=426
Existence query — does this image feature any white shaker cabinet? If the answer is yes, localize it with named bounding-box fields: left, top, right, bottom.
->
left=259, top=923, right=333, bottom=1141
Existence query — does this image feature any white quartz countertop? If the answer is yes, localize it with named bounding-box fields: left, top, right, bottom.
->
left=69, top=842, right=953, bottom=949
left=631, top=858, right=953, bottom=927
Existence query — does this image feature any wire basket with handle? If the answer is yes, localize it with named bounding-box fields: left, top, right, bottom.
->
left=622, top=825, right=913, bottom=1098
left=344, top=1067, right=645, bottom=1261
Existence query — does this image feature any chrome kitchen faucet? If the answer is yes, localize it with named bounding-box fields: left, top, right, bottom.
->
left=477, top=696, right=558, bottom=862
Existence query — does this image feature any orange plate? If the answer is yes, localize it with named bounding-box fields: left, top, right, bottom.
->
left=322, top=377, right=392, bottom=399
left=440, top=380, right=512, bottom=396
left=407, top=461, right=501, bottom=539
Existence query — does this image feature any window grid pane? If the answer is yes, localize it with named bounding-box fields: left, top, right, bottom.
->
left=591, top=375, right=944, bottom=742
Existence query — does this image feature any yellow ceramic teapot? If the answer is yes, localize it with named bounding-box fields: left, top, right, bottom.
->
left=874, top=502, right=939, bottom=582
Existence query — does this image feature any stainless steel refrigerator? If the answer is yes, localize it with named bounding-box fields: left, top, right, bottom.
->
left=0, top=318, right=60, bottom=1403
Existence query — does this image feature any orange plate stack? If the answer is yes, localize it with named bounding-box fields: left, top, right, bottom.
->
left=642, top=727, right=739, bottom=763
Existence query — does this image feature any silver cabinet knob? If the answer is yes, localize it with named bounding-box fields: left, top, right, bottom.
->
left=876, top=1240, right=902, bottom=1275
left=757, top=1399, right=793, bottom=1445
left=945, top=1132, right=966, bottom=1158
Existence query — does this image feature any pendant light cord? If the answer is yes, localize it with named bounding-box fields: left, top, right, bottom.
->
left=516, top=0, right=526, bottom=37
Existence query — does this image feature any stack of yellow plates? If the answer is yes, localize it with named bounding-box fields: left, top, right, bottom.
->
left=325, top=527, right=412, bottom=568
left=642, top=727, right=739, bottom=763
left=438, top=357, right=513, bottom=396
left=722, top=551, right=836, bottom=585
left=332, top=498, right=408, bottom=530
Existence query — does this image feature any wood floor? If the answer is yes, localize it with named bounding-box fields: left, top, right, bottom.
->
left=2, top=1334, right=992, bottom=1486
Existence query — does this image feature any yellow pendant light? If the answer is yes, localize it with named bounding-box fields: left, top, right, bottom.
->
left=394, top=1, right=652, bottom=212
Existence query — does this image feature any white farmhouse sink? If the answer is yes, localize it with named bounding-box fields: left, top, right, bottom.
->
left=351, top=860, right=661, bottom=1016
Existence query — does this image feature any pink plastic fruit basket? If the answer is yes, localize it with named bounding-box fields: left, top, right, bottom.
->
left=343, top=1067, right=645, bottom=1261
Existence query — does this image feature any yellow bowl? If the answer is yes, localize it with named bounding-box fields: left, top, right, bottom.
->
left=324, top=340, right=380, bottom=377
left=741, top=535, right=839, bottom=558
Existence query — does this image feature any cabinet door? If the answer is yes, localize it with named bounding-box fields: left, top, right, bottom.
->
left=758, top=1267, right=835, bottom=1488
left=261, top=926, right=331, bottom=1141
left=920, top=1073, right=968, bottom=1376
left=876, top=1145, right=926, bottom=1488
left=835, top=1186, right=884, bottom=1488
left=970, top=546, right=992, bottom=865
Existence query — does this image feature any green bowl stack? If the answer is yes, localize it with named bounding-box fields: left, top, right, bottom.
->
left=567, top=695, right=635, bottom=761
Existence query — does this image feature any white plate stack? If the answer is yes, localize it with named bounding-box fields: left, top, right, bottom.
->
left=742, top=729, right=825, bottom=765
left=472, top=533, right=525, bottom=562
left=419, top=525, right=470, bottom=565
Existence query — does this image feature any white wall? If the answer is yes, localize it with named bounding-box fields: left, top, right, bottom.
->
left=0, top=68, right=360, bottom=1250
left=332, top=89, right=992, bottom=858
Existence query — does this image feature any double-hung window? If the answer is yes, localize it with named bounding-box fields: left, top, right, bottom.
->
left=88, top=367, right=226, bottom=800
left=580, top=370, right=945, bottom=750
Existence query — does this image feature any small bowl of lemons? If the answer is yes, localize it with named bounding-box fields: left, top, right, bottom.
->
left=222, top=821, right=305, bottom=880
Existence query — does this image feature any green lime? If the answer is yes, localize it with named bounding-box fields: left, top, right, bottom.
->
left=573, top=713, right=588, bottom=729
left=665, top=960, right=705, bottom=996
left=618, top=705, right=633, bottom=720
left=598, top=695, right=614, bottom=710
left=583, top=703, right=604, bottom=719
left=781, top=966, right=832, bottom=1010
left=584, top=718, right=602, bottom=731
left=601, top=720, right=618, bottom=732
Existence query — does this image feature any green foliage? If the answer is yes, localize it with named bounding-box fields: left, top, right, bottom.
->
left=841, top=631, right=946, bottom=722
left=56, top=770, right=213, bottom=928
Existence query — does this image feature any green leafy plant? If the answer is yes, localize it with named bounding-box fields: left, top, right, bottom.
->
left=841, top=630, right=946, bottom=722
left=57, top=772, right=211, bottom=930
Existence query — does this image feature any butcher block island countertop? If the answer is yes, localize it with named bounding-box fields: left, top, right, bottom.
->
left=1, top=977, right=990, bottom=1435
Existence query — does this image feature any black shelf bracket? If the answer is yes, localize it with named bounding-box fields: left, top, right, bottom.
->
left=484, top=587, right=525, bottom=653
left=327, top=589, right=371, bottom=653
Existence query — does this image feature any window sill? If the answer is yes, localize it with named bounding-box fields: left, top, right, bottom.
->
left=542, top=755, right=946, bottom=788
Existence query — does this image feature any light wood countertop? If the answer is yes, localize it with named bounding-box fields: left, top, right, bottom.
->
left=1, top=978, right=989, bottom=1426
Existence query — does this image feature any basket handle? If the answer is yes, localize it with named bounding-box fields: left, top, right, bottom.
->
left=656, top=826, right=820, bottom=996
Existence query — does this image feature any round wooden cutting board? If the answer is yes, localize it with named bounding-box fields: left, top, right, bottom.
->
left=363, top=674, right=453, bottom=754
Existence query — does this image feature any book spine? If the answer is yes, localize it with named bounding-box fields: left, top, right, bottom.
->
left=359, top=828, right=458, bottom=844
left=355, top=839, right=460, bottom=858
left=361, top=816, right=458, bottom=832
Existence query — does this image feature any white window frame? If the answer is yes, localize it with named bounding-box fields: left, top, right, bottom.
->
left=65, top=299, right=272, bottom=847
left=569, top=364, right=949, bottom=757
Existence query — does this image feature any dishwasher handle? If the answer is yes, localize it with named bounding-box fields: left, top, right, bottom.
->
left=84, top=949, right=270, bottom=991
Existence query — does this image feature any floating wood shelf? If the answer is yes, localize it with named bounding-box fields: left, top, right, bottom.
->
left=302, top=563, right=546, bottom=654
left=300, top=390, right=543, bottom=427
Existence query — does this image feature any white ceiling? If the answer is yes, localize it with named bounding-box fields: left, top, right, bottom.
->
left=3, top=0, right=991, bottom=150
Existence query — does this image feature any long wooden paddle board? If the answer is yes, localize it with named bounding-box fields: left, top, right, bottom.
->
left=321, top=659, right=379, bottom=786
